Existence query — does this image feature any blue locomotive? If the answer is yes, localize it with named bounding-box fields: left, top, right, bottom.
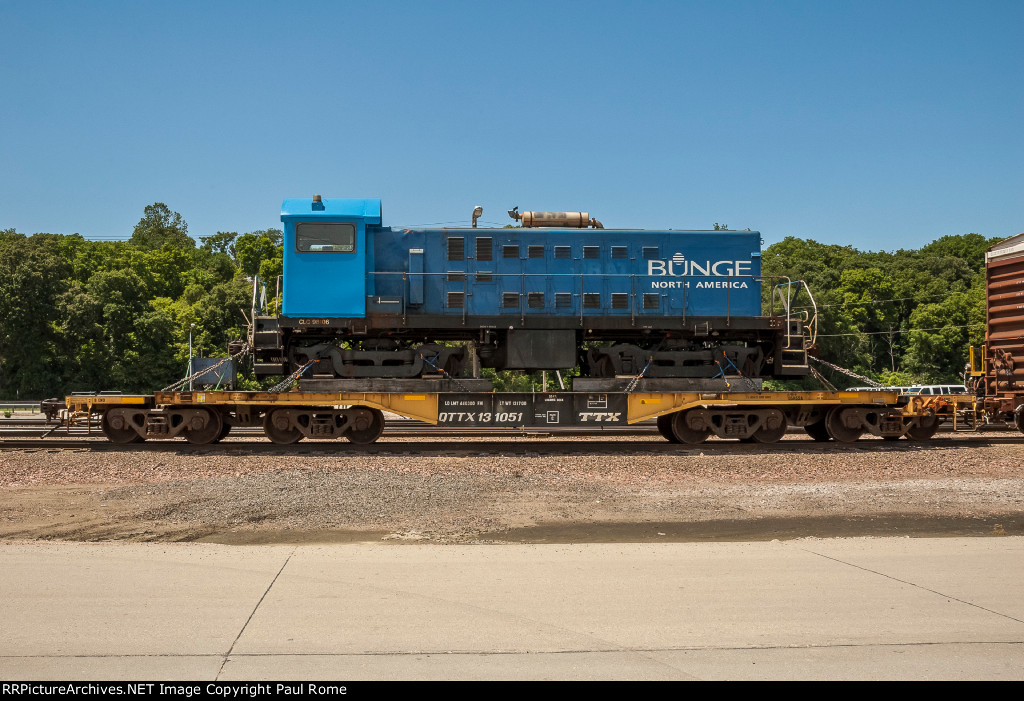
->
left=249, top=196, right=811, bottom=381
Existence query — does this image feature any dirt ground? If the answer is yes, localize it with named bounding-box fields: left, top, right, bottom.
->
left=1, top=435, right=1022, bottom=544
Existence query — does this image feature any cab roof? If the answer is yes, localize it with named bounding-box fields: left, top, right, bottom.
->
left=281, top=198, right=382, bottom=225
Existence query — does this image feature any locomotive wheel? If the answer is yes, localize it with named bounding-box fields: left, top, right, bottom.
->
left=906, top=415, right=940, bottom=441
left=443, top=355, right=462, bottom=377
left=346, top=407, right=385, bottom=444
left=593, top=355, right=616, bottom=378
left=183, top=409, right=223, bottom=445
left=656, top=414, right=680, bottom=443
left=101, top=410, right=145, bottom=444
left=804, top=418, right=831, bottom=442
left=670, top=410, right=710, bottom=445
left=751, top=409, right=788, bottom=444
left=825, top=407, right=864, bottom=443
left=264, top=410, right=304, bottom=445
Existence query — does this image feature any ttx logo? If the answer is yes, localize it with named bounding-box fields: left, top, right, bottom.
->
left=579, top=412, right=622, bottom=422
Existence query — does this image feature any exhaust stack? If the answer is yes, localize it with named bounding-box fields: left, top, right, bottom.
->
left=508, top=207, right=603, bottom=229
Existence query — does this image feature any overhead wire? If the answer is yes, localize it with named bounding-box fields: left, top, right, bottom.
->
left=400, top=220, right=512, bottom=228
left=789, top=291, right=979, bottom=311
left=816, top=322, right=985, bottom=338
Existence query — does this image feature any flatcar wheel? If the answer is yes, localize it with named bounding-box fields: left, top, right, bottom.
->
left=825, top=407, right=864, bottom=443
left=346, top=407, right=385, bottom=444
left=100, top=411, right=145, bottom=444
left=804, top=418, right=831, bottom=442
left=183, top=409, right=223, bottom=445
left=212, top=422, right=232, bottom=443
left=906, top=415, right=940, bottom=441
left=656, top=414, right=680, bottom=443
left=752, top=409, right=787, bottom=444
left=263, top=410, right=304, bottom=445
left=670, top=410, right=710, bottom=445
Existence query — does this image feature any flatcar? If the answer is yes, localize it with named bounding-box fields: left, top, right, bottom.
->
left=249, top=197, right=813, bottom=382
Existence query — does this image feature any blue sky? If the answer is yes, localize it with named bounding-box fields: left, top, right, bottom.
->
left=1, top=0, right=1020, bottom=250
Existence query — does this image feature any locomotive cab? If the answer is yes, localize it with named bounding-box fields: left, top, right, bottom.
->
left=280, top=197, right=380, bottom=317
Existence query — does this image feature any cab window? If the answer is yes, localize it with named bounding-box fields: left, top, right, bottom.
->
left=296, top=222, right=356, bottom=253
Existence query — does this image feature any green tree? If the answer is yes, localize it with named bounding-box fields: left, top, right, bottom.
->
left=762, top=233, right=996, bottom=386
left=235, top=232, right=277, bottom=278
left=919, top=233, right=998, bottom=271
left=836, top=267, right=902, bottom=374
left=902, top=291, right=978, bottom=381
left=258, top=246, right=284, bottom=286
left=199, top=231, right=239, bottom=257
left=129, top=203, right=194, bottom=251
left=0, top=234, right=72, bottom=398
left=249, top=228, right=283, bottom=247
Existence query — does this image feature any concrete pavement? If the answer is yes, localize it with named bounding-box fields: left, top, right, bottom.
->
left=1, top=538, right=1022, bottom=680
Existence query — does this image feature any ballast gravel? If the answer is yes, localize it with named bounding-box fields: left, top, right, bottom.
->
left=0, top=435, right=1022, bottom=543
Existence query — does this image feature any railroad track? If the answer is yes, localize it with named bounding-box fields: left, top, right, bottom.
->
left=2, top=430, right=1022, bottom=455
left=2, top=414, right=1017, bottom=453
left=1, top=417, right=1008, bottom=437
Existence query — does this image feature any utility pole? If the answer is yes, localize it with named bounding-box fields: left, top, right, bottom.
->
left=188, top=323, right=196, bottom=391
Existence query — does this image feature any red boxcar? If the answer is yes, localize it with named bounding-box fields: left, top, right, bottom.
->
left=982, top=233, right=1024, bottom=427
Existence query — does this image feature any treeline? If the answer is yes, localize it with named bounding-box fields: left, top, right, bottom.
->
left=761, top=234, right=995, bottom=389
left=0, top=203, right=1000, bottom=398
left=0, top=204, right=282, bottom=399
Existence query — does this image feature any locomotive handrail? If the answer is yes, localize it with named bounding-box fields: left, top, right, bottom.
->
left=248, top=276, right=260, bottom=346
left=364, top=269, right=760, bottom=282
left=363, top=270, right=762, bottom=325
left=768, top=278, right=819, bottom=348
left=726, top=270, right=730, bottom=325
left=365, top=271, right=763, bottom=277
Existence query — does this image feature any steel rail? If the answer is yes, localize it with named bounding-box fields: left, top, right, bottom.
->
left=2, top=432, right=1023, bottom=455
